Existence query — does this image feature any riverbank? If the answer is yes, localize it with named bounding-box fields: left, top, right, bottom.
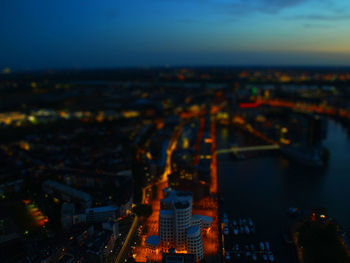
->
left=216, top=120, right=350, bottom=262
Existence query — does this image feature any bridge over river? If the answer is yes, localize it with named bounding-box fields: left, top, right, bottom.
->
left=216, top=144, right=280, bottom=155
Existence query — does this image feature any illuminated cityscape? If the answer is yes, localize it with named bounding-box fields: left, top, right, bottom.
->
left=1, top=1, right=350, bottom=263
left=0, top=68, right=349, bottom=263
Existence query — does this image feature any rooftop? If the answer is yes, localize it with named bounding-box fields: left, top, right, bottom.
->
left=187, top=225, right=200, bottom=236
left=160, top=210, right=174, bottom=216
left=192, top=214, right=213, bottom=224
left=175, top=191, right=192, bottom=197
left=145, top=235, right=160, bottom=247
left=174, top=201, right=189, bottom=210
left=85, top=205, right=118, bottom=214
left=43, top=180, right=92, bottom=201
left=161, top=189, right=193, bottom=209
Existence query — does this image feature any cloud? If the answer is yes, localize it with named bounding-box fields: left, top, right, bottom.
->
left=208, top=0, right=312, bottom=15
left=302, top=23, right=333, bottom=28
left=156, top=0, right=312, bottom=14
left=155, top=0, right=348, bottom=22
left=255, top=0, right=309, bottom=13
left=289, top=14, right=350, bottom=21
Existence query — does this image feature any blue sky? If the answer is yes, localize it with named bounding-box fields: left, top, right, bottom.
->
left=1, top=0, right=350, bottom=70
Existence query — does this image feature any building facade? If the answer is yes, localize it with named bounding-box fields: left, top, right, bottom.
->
left=186, top=226, right=204, bottom=261
left=85, top=206, right=118, bottom=223
left=156, top=188, right=210, bottom=261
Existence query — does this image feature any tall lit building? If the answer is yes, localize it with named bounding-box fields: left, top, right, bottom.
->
left=186, top=226, right=204, bottom=260
left=159, top=210, right=175, bottom=247
left=156, top=188, right=209, bottom=261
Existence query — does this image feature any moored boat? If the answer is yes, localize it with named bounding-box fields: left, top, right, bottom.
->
left=248, top=217, right=254, bottom=227
left=245, top=225, right=250, bottom=235
left=223, top=226, right=229, bottom=235
left=262, top=253, right=268, bottom=261
left=260, top=242, right=265, bottom=251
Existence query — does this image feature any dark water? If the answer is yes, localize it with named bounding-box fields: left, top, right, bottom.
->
left=217, top=120, right=350, bottom=263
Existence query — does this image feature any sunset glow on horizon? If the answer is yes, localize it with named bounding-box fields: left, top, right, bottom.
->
left=1, top=0, right=350, bottom=70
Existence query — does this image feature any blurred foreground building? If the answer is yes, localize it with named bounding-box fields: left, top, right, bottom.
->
left=147, top=188, right=212, bottom=261
left=162, top=248, right=196, bottom=263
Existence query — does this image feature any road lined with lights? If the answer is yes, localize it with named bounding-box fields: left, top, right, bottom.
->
left=114, top=215, right=138, bottom=263
left=133, top=123, right=182, bottom=262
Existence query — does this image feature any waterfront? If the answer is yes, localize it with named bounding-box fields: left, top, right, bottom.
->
left=217, top=120, right=350, bottom=262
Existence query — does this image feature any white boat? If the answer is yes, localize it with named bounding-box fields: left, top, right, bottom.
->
left=260, top=242, right=265, bottom=251
left=262, top=254, right=268, bottom=261
left=245, top=225, right=250, bottom=235
left=225, top=251, right=230, bottom=261
left=233, top=227, right=239, bottom=236
left=250, top=244, right=255, bottom=251
left=268, top=252, right=274, bottom=262
left=223, top=213, right=229, bottom=225
left=223, top=226, right=229, bottom=235
left=265, top=241, right=270, bottom=251
left=248, top=218, right=254, bottom=227
left=240, top=226, right=244, bottom=234
left=250, top=225, right=255, bottom=234
left=252, top=253, right=258, bottom=261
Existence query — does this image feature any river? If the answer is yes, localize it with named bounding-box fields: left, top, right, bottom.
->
left=217, top=120, right=350, bottom=262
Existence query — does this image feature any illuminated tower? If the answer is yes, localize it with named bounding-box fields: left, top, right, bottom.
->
left=157, top=188, right=210, bottom=261
left=174, top=201, right=192, bottom=250
left=159, top=210, right=175, bottom=248
left=186, top=225, right=204, bottom=261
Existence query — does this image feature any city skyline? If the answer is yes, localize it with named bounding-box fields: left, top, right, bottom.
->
left=1, top=67, right=350, bottom=262
left=1, top=0, right=350, bottom=71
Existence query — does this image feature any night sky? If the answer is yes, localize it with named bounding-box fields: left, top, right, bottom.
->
left=1, top=0, right=350, bottom=70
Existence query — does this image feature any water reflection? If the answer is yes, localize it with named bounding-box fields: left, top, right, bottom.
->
left=217, top=120, right=350, bottom=262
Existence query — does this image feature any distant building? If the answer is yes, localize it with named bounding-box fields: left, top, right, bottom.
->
left=119, top=195, right=133, bottom=216
left=42, top=180, right=92, bottom=208
left=61, top=203, right=75, bottom=229
left=80, top=226, right=116, bottom=262
left=73, top=213, right=86, bottom=224
left=102, top=220, right=119, bottom=238
left=85, top=206, right=119, bottom=223
left=0, top=179, right=24, bottom=196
